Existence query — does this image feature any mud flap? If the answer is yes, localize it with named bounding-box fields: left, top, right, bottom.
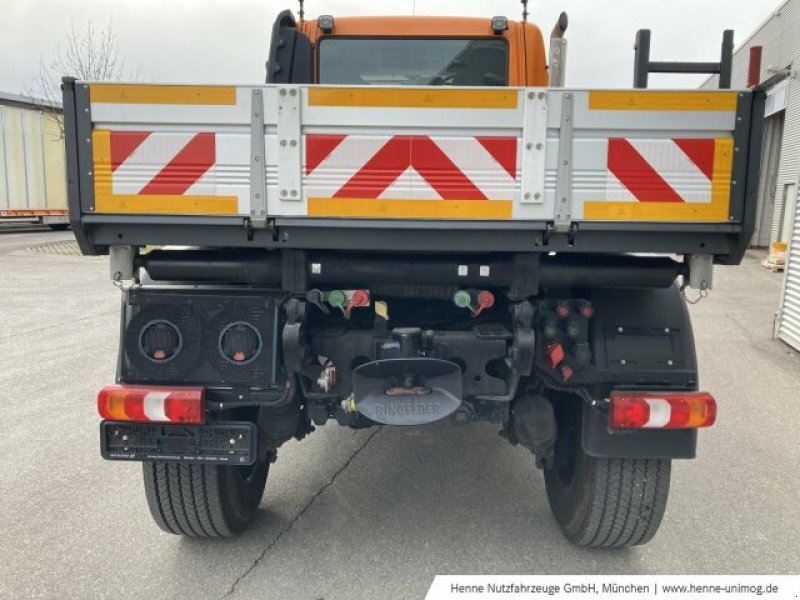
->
left=581, top=406, right=697, bottom=459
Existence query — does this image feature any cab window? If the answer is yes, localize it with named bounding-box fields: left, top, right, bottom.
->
left=318, top=38, right=509, bottom=86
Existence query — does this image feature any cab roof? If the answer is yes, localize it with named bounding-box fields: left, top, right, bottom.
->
left=299, top=15, right=538, bottom=39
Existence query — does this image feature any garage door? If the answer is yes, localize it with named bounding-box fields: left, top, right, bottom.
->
left=779, top=184, right=800, bottom=350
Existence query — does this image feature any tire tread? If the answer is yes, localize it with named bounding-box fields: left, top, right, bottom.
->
left=141, top=461, right=265, bottom=538
left=584, top=457, right=671, bottom=547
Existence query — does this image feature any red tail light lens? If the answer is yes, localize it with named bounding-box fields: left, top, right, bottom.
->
left=609, top=391, right=716, bottom=430
left=97, top=385, right=204, bottom=424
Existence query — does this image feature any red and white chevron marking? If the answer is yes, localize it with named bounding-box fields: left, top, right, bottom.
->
left=304, top=134, right=518, bottom=201
left=109, top=131, right=217, bottom=195
left=606, top=138, right=716, bottom=203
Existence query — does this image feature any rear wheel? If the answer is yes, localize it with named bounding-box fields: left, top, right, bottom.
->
left=544, top=401, right=671, bottom=547
left=142, top=459, right=268, bottom=538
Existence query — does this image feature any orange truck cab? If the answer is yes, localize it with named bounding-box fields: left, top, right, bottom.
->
left=268, top=10, right=548, bottom=87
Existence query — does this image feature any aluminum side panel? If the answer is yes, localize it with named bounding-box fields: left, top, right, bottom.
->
left=81, top=83, right=747, bottom=229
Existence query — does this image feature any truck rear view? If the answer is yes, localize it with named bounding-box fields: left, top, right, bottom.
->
left=63, top=8, right=764, bottom=547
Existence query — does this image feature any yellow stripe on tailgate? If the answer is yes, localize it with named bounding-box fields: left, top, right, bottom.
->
left=308, top=88, right=518, bottom=109
left=90, top=84, right=236, bottom=105
left=308, top=198, right=513, bottom=219
left=95, top=194, right=238, bottom=215
left=589, top=91, right=738, bottom=112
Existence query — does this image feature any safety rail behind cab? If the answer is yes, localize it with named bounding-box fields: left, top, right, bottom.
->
left=62, top=79, right=764, bottom=263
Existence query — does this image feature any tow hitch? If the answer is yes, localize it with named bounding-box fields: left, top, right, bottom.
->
left=349, top=328, right=463, bottom=425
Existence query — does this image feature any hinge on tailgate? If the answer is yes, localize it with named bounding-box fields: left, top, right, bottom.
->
left=249, top=89, right=268, bottom=229
left=544, top=222, right=578, bottom=246
left=553, top=92, right=574, bottom=234
left=244, top=217, right=278, bottom=242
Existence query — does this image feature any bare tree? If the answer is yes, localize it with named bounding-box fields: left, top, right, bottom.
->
left=25, top=20, right=139, bottom=136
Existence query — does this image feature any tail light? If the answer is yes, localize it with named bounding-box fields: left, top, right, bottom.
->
left=219, top=322, right=262, bottom=365
left=609, top=391, right=716, bottom=430
left=97, top=385, right=204, bottom=424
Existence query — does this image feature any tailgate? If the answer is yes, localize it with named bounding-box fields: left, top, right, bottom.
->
left=63, top=81, right=764, bottom=260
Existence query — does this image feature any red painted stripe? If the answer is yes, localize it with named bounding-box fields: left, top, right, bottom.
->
left=110, top=131, right=150, bottom=172
left=412, top=137, right=486, bottom=200
left=334, top=137, right=410, bottom=199
left=140, top=133, right=215, bottom=196
left=608, top=138, right=684, bottom=203
left=306, top=134, right=346, bottom=175
left=334, top=136, right=487, bottom=200
left=475, top=137, right=517, bottom=179
left=673, top=138, right=715, bottom=180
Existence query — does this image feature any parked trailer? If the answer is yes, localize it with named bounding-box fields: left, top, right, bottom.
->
left=0, top=92, right=69, bottom=228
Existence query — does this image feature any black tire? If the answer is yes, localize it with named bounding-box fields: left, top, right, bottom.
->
left=544, top=402, right=671, bottom=548
left=142, top=460, right=268, bottom=538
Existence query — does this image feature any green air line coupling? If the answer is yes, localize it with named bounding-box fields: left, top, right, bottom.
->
left=453, top=290, right=473, bottom=310
left=327, top=290, right=347, bottom=309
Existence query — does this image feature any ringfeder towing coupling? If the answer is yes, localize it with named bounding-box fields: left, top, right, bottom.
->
left=62, top=2, right=764, bottom=546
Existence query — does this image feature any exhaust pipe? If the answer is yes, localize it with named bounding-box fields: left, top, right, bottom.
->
left=549, top=12, right=569, bottom=87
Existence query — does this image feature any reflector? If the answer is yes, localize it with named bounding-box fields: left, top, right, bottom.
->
left=609, top=391, right=716, bottom=430
left=97, top=385, right=204, bottom=424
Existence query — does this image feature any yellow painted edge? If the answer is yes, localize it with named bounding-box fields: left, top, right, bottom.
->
left=710, top=137, right=735, bottom=219
left=92, top=129, right=238, bottom=215
left=589, top=91, right=738, bottom=112
left=583, top=137, right=733, bottom=222
left=90, top=84, right=236, bottom=105
left=308, top=87, right=518, bottom=109
left=93, top=129, right=112, bottom=200
left=308, top=198, right=513, bottom=219
left=95, top=194, right=239, bottom=215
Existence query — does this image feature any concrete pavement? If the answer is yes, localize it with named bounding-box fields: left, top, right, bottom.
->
left=1, top=229, right=798, bottom=600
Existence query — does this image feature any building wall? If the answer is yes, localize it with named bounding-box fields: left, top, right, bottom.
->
left=0, top=102, right=67, bottom=212
left=703, top=0, right=800, bottom=245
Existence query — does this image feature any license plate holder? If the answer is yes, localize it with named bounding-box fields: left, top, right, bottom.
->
left=100, top=421, right=257, bottom=465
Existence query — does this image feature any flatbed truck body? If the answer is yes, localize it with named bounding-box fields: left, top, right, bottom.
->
left=67, top=9, right=764, bottom=547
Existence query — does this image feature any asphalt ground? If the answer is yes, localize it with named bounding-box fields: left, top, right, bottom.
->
left=1, top=228, right=798, bottom=599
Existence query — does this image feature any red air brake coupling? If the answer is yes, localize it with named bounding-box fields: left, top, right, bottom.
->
left=343, top=289, right=370, bottom=319
left=471, top=291, right=495, bottom=317
left=350, top=289, right=370, bottom=307
left=545, top=343, right=565, bottom=369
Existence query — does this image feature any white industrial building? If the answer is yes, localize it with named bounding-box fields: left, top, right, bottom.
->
left=0, top=91, right=68, bottom=227
left=703, top=0, right=800, bottom=350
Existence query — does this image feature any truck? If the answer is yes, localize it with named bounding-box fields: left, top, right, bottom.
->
left=1, top=92, right=70, bottom=229
left=62, top=5, right=765, bottom=547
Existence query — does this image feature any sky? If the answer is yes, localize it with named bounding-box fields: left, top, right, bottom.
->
left=0, top=0, right=784, bottom=94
